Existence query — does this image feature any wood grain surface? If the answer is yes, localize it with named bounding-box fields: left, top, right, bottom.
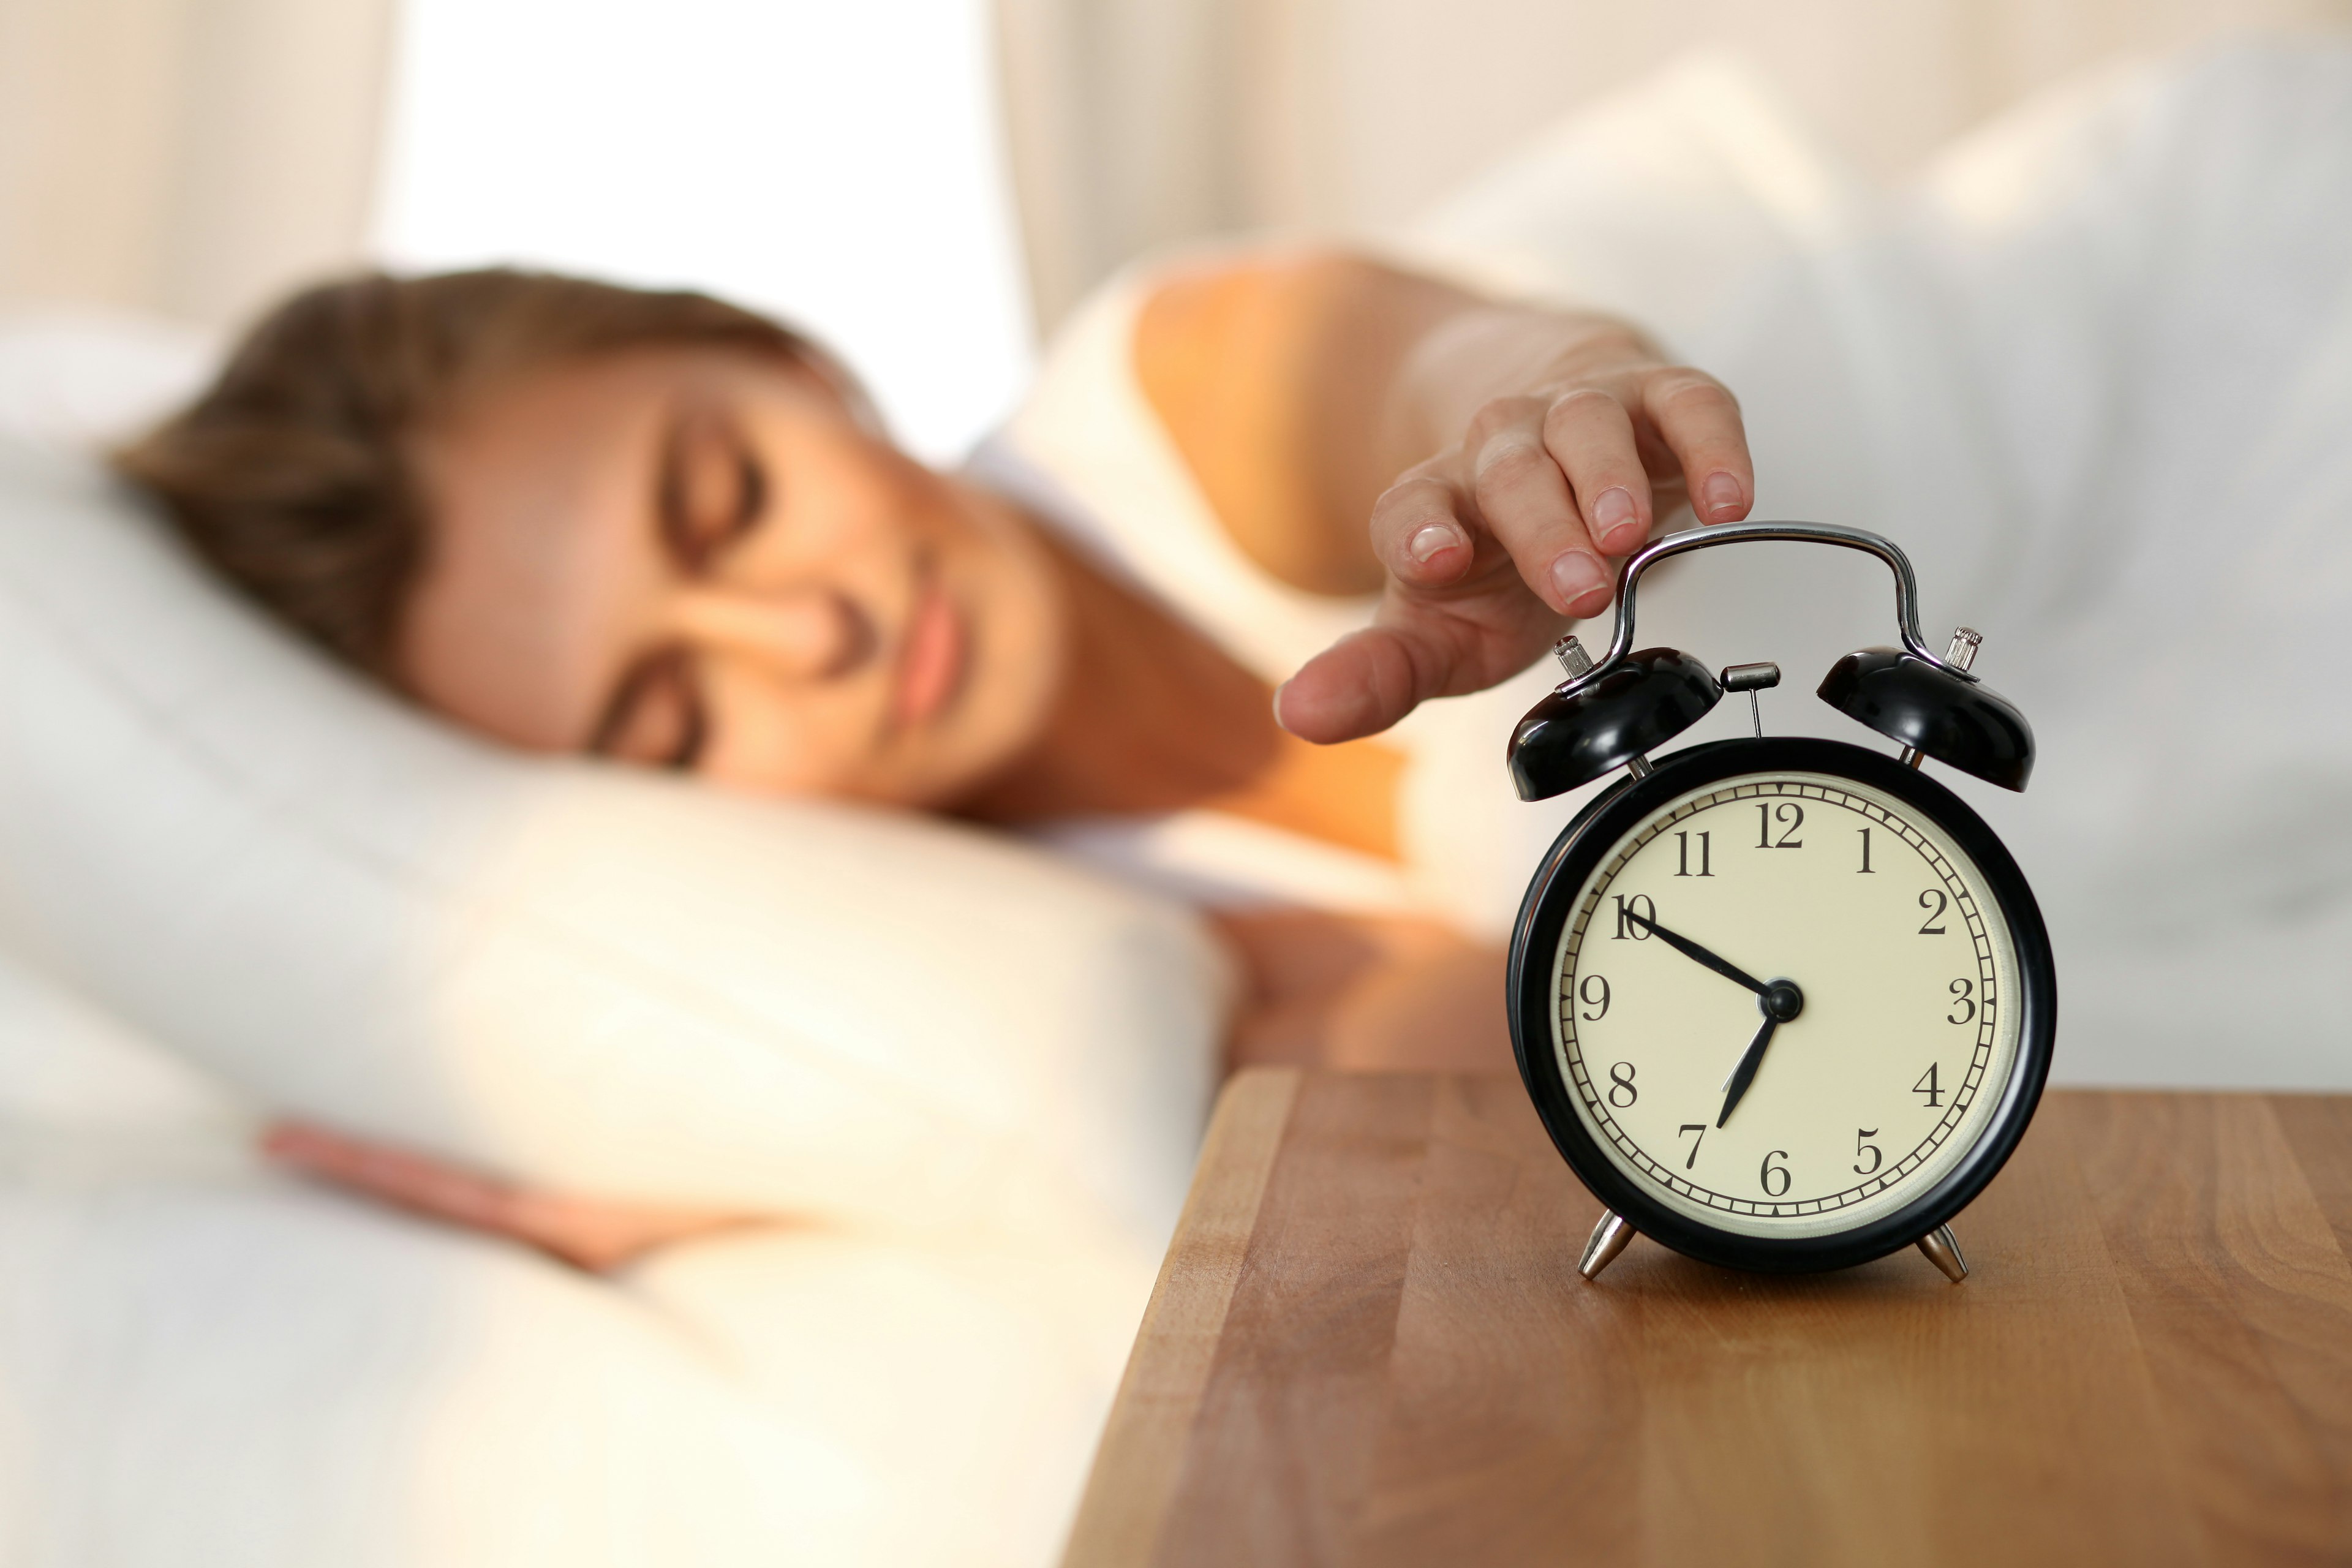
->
left=1063, top=1071, right=2352, bottom=1568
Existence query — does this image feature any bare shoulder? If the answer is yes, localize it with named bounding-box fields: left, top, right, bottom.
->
left=1131, top=251, right=1406, bottom=597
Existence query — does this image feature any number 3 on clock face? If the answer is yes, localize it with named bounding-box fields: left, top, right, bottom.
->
left=1509, top=738, right=2055, bottom=1272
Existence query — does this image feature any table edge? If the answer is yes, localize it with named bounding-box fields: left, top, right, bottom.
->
left=1058, top=1066, right=1302, bottom=1568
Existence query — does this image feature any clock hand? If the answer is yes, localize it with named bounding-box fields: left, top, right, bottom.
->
left=1625, top=911, right=1770, bottom=998
left=1621, top=910, right=1804, bottom=1126
left=1716, top=978, right=1806, bottom=1125
left=1717, top=1012, right=1779, bottom=1128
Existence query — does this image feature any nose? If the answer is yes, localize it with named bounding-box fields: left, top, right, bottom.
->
left=673, top=584, right=876, bottom=682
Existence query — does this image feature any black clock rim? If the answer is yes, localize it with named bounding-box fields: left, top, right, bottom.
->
left=1506, top=736, right=2058, bottom=1275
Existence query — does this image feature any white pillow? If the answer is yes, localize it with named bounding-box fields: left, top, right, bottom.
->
left=0, top=307, right=221, bottom=456
left=0, top=434, right=1231, bottom=1253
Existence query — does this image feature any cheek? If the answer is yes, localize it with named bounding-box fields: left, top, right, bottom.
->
left=695, top=662, right=886, bottom=799
left=775, top=429, right=937, bottom=546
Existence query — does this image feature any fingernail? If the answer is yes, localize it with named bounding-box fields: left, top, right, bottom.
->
left=1407, top=521, right=1465, bottom=563
left=1270, top=680, right=1294, bottom=733
left=1549, top=549, right=1609, bottom=613
left=1702, top=471, right=1744, bottom=519
left=1590, top=487, right=1641, bottom=551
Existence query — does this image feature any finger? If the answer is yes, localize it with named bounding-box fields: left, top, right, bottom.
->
left=1463, top=399, right=1615, bottom=619
left=1542, top=385, right=1654, bottom=556
left=502, top=1194, right=646, bottom=1272
left=514, top=1197, right=758, bottom=1274
left=260, top=1121, right=748, bottom=1272
left=1365, top=469, right=1477, bottom=589
left=1639, top=368, right=1753, bottom=523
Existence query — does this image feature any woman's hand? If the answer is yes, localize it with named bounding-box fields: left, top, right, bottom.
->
left=1275, top=307, right=1755, bottom=744
left=262, top=1121, right=764, bottom=1273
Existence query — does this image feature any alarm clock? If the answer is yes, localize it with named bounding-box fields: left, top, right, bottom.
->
left=1504, top=521, right=2054, bottom=1283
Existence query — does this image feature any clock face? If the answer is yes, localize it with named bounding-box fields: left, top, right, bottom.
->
left=1548, top=768, right=2023, bottom=1240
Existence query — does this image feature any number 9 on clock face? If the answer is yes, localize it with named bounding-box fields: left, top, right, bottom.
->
left=1509, top=739, right=2056, bottom=1273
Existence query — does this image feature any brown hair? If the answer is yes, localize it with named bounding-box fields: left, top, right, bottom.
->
left=114, top=268, right=821, bottom=682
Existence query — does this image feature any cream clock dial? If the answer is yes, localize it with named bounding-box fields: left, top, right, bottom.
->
left=1551, top=771, right=2021, bottom=1240
left=1509, top=735, right=2054, bottom=1278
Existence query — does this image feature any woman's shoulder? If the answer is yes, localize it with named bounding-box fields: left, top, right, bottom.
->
left=1128, top=251, right=1391, bottom=597
left=973, top=251, right=1378, bottom=689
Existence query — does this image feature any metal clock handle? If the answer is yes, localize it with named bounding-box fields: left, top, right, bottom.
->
left=1555, top=521, right=1967, bottom=700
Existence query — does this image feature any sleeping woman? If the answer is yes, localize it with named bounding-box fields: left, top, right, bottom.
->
left=117, top=253, right=1757, bottom=1265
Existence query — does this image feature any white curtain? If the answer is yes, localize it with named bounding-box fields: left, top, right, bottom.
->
left=996, top=0, right=2352, bottom=334
left=0, top=0, right=395, bottom=327
left=9, top=0, right=2349, bottom=337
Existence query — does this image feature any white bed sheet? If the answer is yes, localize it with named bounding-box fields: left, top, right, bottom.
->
left=0, top=949, right=1145, bottom=1568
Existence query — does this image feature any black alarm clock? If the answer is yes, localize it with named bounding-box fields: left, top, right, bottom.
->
left=1504, top=521, right=2054, bottom=1283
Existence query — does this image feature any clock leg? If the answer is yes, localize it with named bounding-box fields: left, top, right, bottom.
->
left=1917, top=1223, right=1969, bottom=1283
left=1578, top=1210, right=1635, bottom=1281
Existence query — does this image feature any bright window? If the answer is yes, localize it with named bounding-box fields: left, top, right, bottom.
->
left=373, top=0, right=1033, bottom=462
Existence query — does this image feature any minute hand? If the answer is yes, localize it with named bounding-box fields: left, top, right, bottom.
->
left=1626, top=911, right=1770, bottom=997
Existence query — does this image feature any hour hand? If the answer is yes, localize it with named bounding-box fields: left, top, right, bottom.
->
left=1627, top=911, right=1770, bottom=998
left=1717, top=1014, right=1779, bottom=1127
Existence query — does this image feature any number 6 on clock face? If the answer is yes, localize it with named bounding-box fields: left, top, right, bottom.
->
left=1509, top=738, right=2055, bottom=1274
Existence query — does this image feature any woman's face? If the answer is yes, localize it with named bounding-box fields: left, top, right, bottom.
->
left=402, top=345, right=1066, bottom=807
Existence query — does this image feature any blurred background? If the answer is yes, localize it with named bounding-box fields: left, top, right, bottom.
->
left=4, top=0, right=2345, bottom=461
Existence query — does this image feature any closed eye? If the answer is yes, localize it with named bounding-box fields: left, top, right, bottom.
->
left=658, top=407, right=770, bottom=573
left=589, top=646, right=707, bottom=771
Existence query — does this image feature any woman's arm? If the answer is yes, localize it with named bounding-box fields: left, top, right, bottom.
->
left=1134, top=250, right=1755, bottom=742
left=1211, top=905, right=1512, bottom=1074
left=262, top=1122, right=763, bottom=1272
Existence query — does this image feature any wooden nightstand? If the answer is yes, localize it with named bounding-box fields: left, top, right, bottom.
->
left=1063, top=1070, right=2352, bottom=1567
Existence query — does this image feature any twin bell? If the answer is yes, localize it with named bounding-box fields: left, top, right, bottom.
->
left=1504, top=522, right=2035, bottom=802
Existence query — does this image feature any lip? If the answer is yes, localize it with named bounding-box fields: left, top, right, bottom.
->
left=891, top=571, right=968, bottom=730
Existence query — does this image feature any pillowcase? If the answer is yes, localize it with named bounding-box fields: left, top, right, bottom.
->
left=0, top=306, right=221, bottom=456
left=0, top=434, right=1231, bottom=1253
